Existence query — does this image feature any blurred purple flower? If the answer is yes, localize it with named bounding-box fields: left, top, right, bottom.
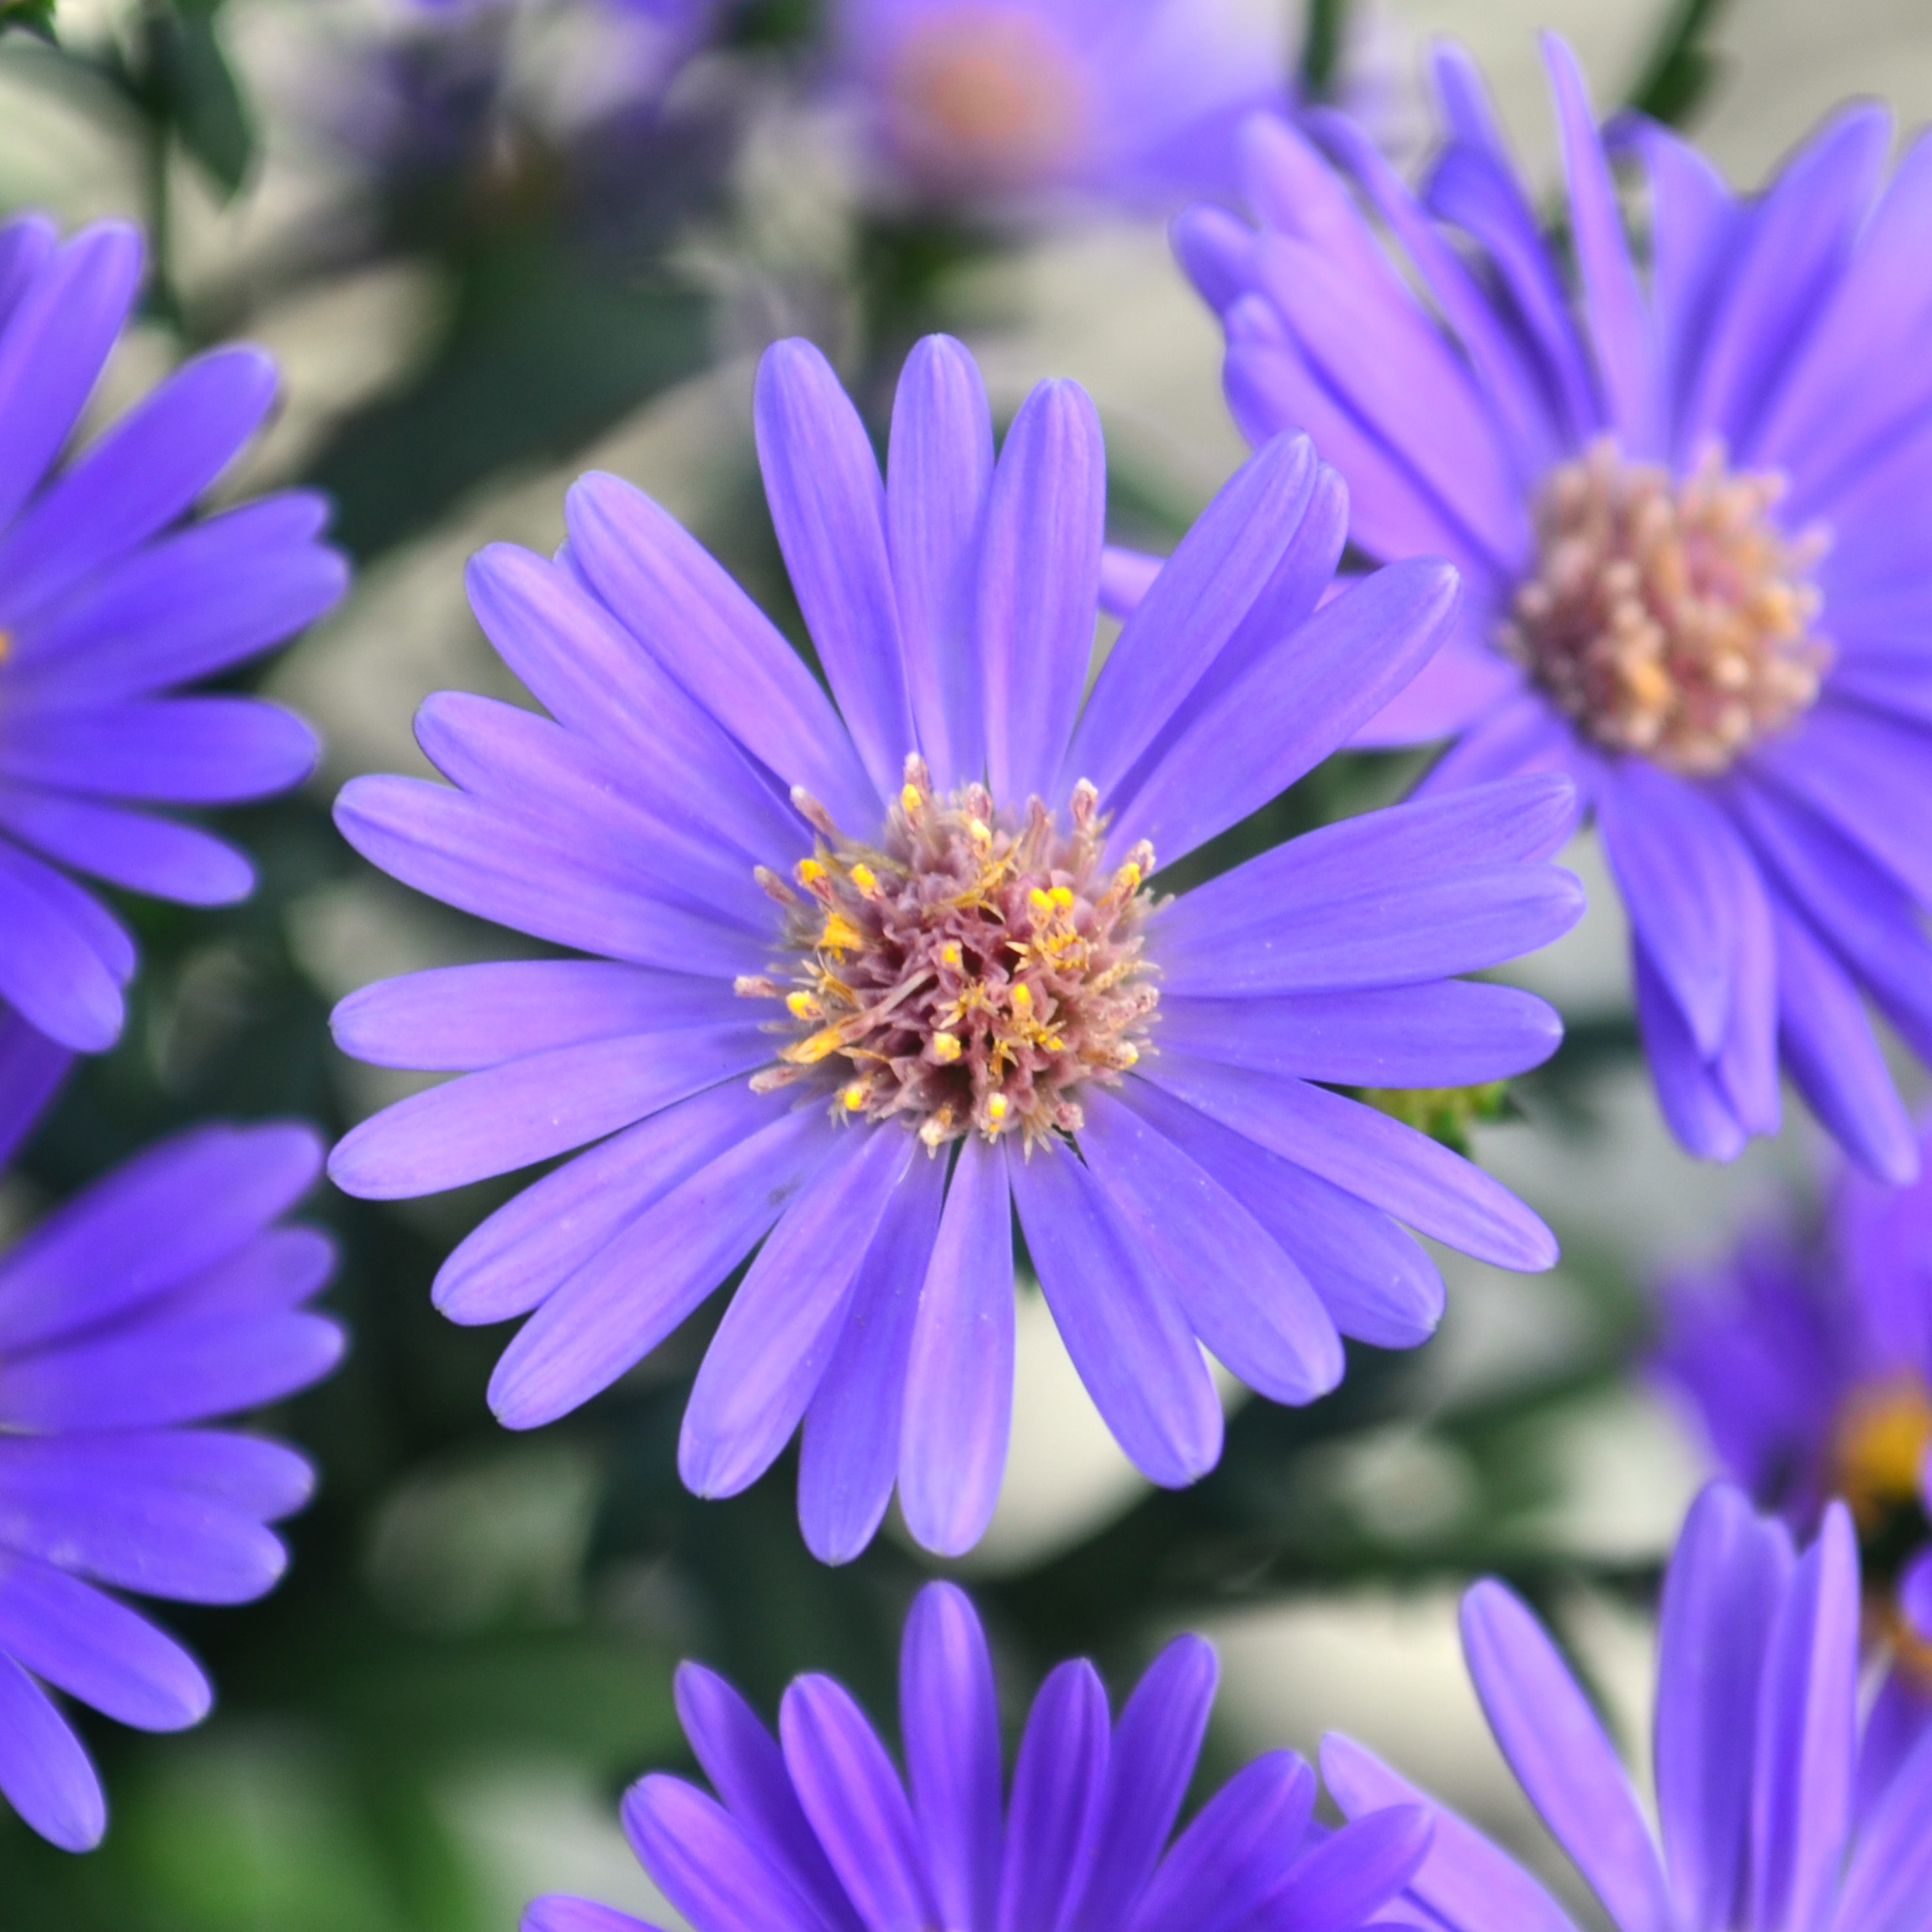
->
left=1326, top=1485, right=1932, bottom=1931
left=326, top=331, right=1579, bottom=1563
left=1178, top=34, right=1932, bottom=1181
left=828, top=0, right=1290, bottom=212
left=0, top=214, right=345, bottom=1058
left=1652, top=1115, right=1932, bottom=1710
left=523, top=1579, right=1433, bottom=1932
left=0, top=1056, right=342, bottom=1852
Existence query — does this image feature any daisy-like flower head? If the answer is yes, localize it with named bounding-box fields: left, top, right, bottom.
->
left=1652, top=1114, right=1932, bottom=1721
left=326, top=332, right=1582, bottom=1564
left=0, top=214, right=347, bottom=1058
left=522, top=1579, right=1435, bottom=1932
left=1323, top=1485, right=1932, bottom=1932
left=827, top=0, right=1289, bottom=212
left=1176, top=34, right=1932, bottom=1180
left=0, top=1038, right=344, bottom=1852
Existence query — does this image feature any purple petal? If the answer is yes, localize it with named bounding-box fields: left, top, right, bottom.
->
left=1111, top=559, right=1462, bottom=865
left=978, top=378, right=1104, bottom=807
left=0, top=1003, right=70, bottom=1167
left=1903, top=1552, right=1932, bottom=1640
left=433, top=1082, right=786, bottom=1326
left=1257, top=1804, right=1435, bottom=1932
left=1349, top=624, right=1525, bottom=749
left=672, top=1662, right=864, bottom=1932
left=1129, top=1751, right=1317, bottom=1932
left=1632, top=938, right=1746, bottom=1162
left=1321, top=1733, right=1579, bottom=1932
left=1459, top=1579, right=1674, bottom=1932
left=898, top=1134, right=1014, bottom=1556
left=1081, top=1085, right=1343, bottom=1406
left=0, top=222, right=142, bottom=529
left=0, top=696, right=317, bottom=804
left=0, top=346, right=275, bottom=622
left=780, top=1673, right=936, bottom=1932
left=486, top=1101, right=836, bottom=1429
left=465, top=542, right=810, bottom=865
left=0, top=214, right=57, bottom=330
left=900, top=1583, right=1001, bottom=1932
left=996, top=1659, right=1109, bottom=1932
left=521, top=1898, right=663, bottom=1932
left=796, top=1147, right=947, bottom=1564
left=1066, top=431, right=1319, bottom=800
left=756, top=340, right=915, bottom=802
left=333, top=775, right=762, bottom=978
left=0, top=784, right=252, bottom=905
left=329, top=1029, right=771, bottom=1199
left=1542, top=37, right=1657, bottom=453
left=1070, top=1633, right=1218, bottom=1928
left=1142, top=1051, right=1557, bottom=1272
left=0, top=1649, right=103, bottom=1852
left=1654, top=1485, right=1796, bottom=1932
left=887, top=336, right=994, bottom=791
left=0, top=1120, right=320, bottom=1355
left=0, top=1554, right=209, bottom=1729
left=681, top=1127, right=913, bottom=1501
left=1008, top=1141, right=1224, bottom=1489
left=1749, top=1503, right=1859, bottom=1932
left=1115, top=1079, right=1445, bottom=1350
left=622, top=1775, right=826, bottom=1932
left=0, top=839, right=127, bottom=1051
left=1098, top=544, right=1162, bottom=620
left=1834, top=1708, right=1932, bottom=1932
left=564, top=470, right=879, bottom=833
left=1156, top=982, right=1562, bottom=1087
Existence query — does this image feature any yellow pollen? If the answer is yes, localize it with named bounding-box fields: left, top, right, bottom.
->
left=939, top=941, right=963, bottom=971
left=784, top=1026, right=849, bottom=1066
left=797, top=857, right=828, bottom=887
left=786, top=990, right=821, bottom=1020
left=1115, top=861, right=1142, bottom=892
left=1117, top=1042, right=1138, bottom=1067
left=1830, top=1374, right=1932, bottom=1532
left=1009, top=982, right=1032, bottom=1011
left=1028, top=887, right=1054, bottom=916
left=1503, top=437, right=1831, bottom=776
left=966, top=818, right=991, bottom=850
left=820, top=913, right=865, bottom=952
left=1049, top=886, right=1074, bottom=912
left=841, top=1081, right=869, bottom=1112
left=902, top=782, right=924, bottom=815
left=985, top=1094, right=1010, bottom=1125
left=930, top=1031, right=962, bottom=1063
left=850, top=863, right=882, bottom=897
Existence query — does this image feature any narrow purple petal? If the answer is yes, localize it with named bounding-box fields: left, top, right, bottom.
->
left=756, top=340, right=916, bottom=802
left=0, top=696, right=318, bottom=804
left=1069, top=1634, right=1218, bottom=1929
left=1128, top=1751, right=1317, bottom=1932
left=887, top=336, right=994, bottom=791
left=1008, top=1141, right=1224, bottom=1489
left=1080, top=1086, right=1343, bottom=1406
left=1143, top=1051, right=1558, bottom=1272
left=1098, top=544, right=1162, bottom=620
left=1632, top=939, right=1746, bottom=1162
left=0, top=1649, right=103, bottom=1852
left=0, top=839, right=127, bottom=1051
left=797, top=1146, right=946, bottom=1564
left=1349, top=626, right=1525, bottom=749
left=979, top=379, right=1104, bottom=805
left=0, top=214, right=58, bottom=331
left=0, top=784, right=253, bottom=905
left=899, top=1134, right=1014, bottom=1556
left=563, top=470, right=878, bottom=831
left=900, top=1584, right=1002, bottom=1932
left=1459, top=1579, right=1675, bottom=1932
left=521, top=1898, right=662, bottom=1932
left=0, top=1003, right=70, bottom=1167
left=1749, top=1503, right=1860, bottom=1932
left=681, top=1127, right=913, bottom=1501
left=1111, top=560, right=1461, bottom=865
left=487, top=1102, right=836, bottom=1429
left=1257, top=1805, right=1435, bottom=1932
left=781, top=1673, right=936, bottom=1932
left=622, top=1776, right=826, bottom=1932
left=1834, top=1717, right=1932, bottom=1932
left=996, top=1659, right=1109, bottom=1932
left=432, top=1082, right=785, bottom=1326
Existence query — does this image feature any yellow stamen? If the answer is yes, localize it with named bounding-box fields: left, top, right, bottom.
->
left=930, top=1031, right=962, bottom=1063
left=1049, top=886, right=1075, bottom=912
left=1009, top=982, right=1032, bottom=1012
left=1115, top=861, right=1142, bottom=893
left=786, top=990, right=821, bottom=1020
left=820, top=913, right=865, bottom=952
left=939, top=941, right=963, bottom=971
left=782, top=1026, right=849, bottom=1066
left=850, top=863, right=881, bottom=898
left=1832, top=1374, right=1932, bottom=1532
left=985, top=1093, right=1010, bottom=1125
left=1028, top=887, right=1055, bottom=917
left=797, top=857, right=828, bottom=887
left=902, top=782, right=924, bottom=816
left=841, top=1080, right=869, bottom=1112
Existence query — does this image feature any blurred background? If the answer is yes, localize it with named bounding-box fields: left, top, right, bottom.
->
left=3, top=0, right=1930, bottom=1925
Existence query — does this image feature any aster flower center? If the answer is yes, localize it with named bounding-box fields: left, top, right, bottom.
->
left=884, top=8, right=1090, bottom=196
left=736, top=756, right=1157, bottom=1151
left=1501, top=439, right=1832, bottom=775
left=1829, top=1372, right=1932, bottom=1534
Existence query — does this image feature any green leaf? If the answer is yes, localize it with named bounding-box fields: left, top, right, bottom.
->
left=145, top=0, right=255, bottom=197
left=0, top=0, right=56, bottom=41
left=1626, top=0, right=1732, bottom=129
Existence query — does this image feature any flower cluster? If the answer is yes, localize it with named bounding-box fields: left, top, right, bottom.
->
left=1178, top=35, right=1932, bottom=1180
left=326, top=330, right=1580, bottom=1564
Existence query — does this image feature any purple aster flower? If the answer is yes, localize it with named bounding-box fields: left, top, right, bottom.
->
left=0, top=213, right=347, bottom=1058
left=326, top=331, right=1581, bottom=1563
left=1323, top=1484, right=1932, bottom=1932
left=1176, top=35, right=1932, bottom=1181
left=826, top=0, right=1290, bottom=212
left=523, top=1578, right=1435, bottom=1932
left=0, top=1072, right=344, bottom=1853
left=1651, top=1113, right=1932, bottom=1747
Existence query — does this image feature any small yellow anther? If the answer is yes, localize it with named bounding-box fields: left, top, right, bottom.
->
left=939, top=942, right=963, bottom=971
left=1028, top=887, right=1054, bottom=917
left=783, top=1026, right=847, bottom=1065
left=1115, top=861, right=1142, bottom=893
left=931, top=1031, right=962, bottom=1064
left=1117, top=1043, right=1139, bottom=1067
left=850, top=863, right=881, bottom=897
left=1045, top=1035, right=1066, bottom=1053
left=966, top=818, right=992, bottom=849
left=786, top=990, right=821, bottom=1020
left=841, top=1081, right=868, bottom=1112
left=1009, top=982, right=1033, bottom=1012
left=820, top=913, right=864, bottom=952
left=901, top=783, right=924, bottom=816
left=1050, top=886, right=1075, bottom=912
left=796, top=857, right=828, bottom=887
left=985, top=1093, right=1010, bottom=1125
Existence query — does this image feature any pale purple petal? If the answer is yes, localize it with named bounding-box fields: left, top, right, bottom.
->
left=0, top=1649, right=103, bottom=1853
left=996, top=1659, right=1109, bottom=1932
left=622, top=1776, right=826, bottom=1932
left=0, top=783, right=253, bottom=905
left=1128, top=1751, right=1316, bottom=1932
